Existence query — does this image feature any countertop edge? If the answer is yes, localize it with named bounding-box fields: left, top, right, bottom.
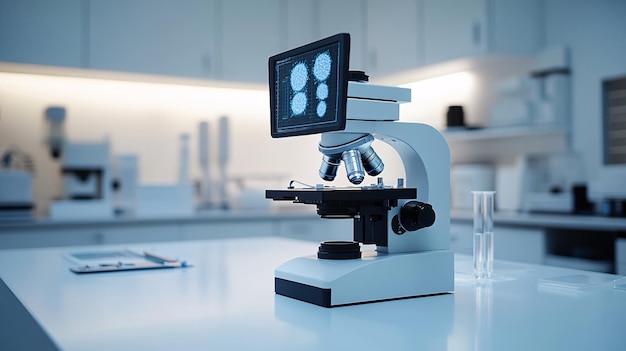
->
left=0, top=208, right=320, bottom=232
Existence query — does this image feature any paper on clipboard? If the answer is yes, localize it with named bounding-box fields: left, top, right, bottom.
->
left=65, top=249, right=190, bottom=274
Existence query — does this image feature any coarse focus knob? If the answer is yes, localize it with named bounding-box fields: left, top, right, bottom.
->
left=399, top=201, right=436, bottom=231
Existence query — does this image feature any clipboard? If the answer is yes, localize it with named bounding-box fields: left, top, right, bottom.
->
left=67, top=249, right=191, bottom=274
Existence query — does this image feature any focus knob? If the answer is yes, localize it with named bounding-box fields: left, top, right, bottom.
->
left=399, top=201, right=436, bottom=231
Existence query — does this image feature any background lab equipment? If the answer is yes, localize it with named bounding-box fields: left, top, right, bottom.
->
left=197, top=121, right=212, bottom=208
left=266, top=33, right=454, bottom=307
left=110, top=154, right=138, bottom=215
left=217, top=116, right=230, bottom=209
left=45, top=107, right=114, bottom=219
left=196, top=116, right=231, bottom=210
left=134, top=133, right=195, bottom=218
left=0, top=146, right=34, bottom=220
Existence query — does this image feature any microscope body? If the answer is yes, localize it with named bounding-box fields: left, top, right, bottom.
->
left=269, top=82, right=455, bottom=307
left=320, top=117, right=451, bottom=254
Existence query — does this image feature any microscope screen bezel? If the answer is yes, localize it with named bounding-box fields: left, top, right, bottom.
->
left=268, top=33, right=350, bottom=138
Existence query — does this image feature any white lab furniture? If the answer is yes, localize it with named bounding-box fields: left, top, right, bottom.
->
left=89, top=0, right=219, bottom=79
left=422, top=0, right=543, bottom=65
left=1, top=236, right=624, bottom=350
left=0, top=210, right=352, bottom=249
left=450, top=209, right=626, bottom=273
left=0, top=0, right=543, bottom=83
left=443, top=126, right=568, bottom=165
left=450, top=222, right=545, bottom=265
left=0, top=0, right=83, bottom=67
left=365, top=0, right=420, bottom=77
left=3, top=209, right=625, bottom=273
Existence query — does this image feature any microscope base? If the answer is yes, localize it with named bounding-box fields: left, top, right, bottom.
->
left=275, top=249, right=454, bottom=307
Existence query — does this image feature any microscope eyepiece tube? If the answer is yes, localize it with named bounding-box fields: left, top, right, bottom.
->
left=342, top=149, right=365, bottom=184
left=360, top=146, right=384, bottom=176
left=319, top=154, right=341, bottom=181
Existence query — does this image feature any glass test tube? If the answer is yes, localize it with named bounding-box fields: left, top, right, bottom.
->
left=472, top=191, right=495, bottom=279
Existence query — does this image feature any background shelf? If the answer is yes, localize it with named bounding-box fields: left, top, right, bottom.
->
left=444, top=126, right=569, bottom=164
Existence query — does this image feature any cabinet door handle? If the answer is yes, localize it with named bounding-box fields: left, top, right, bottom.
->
left=202, top=53, right=212, bottom=77
left=472, top=21, right=482, bottom=47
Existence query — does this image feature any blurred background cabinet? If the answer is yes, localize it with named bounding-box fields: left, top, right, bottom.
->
left=1, top=0, right=542, bottom=83
left=317, top=0, right=367, bottom=73
left=282, top=0, right=422, bottom=78
left=0, top=214, right=354, bottom=249
left=0, top=222, right=181, bottom=248
left=89, top=0, right=219, bottom=79
left=366, top=0, right=421, bottom=77
left=450, top=222, right=545, bottom=265
left=422, top=0, right=485, bottom=65
left=0, top=0, right=84, bottom=68
left=422, top=0, right=543, bottom=65
left=220, top=0, right=281, bottom=83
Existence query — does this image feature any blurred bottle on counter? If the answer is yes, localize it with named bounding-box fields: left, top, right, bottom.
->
left=198, top=121, right=213, bottom=208
left=218, top=116, right=230, bottom=209
left=179, top=133, right=190, bottom=185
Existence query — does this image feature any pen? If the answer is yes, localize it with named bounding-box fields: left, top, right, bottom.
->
left=143, top=251, right=178, bottom=263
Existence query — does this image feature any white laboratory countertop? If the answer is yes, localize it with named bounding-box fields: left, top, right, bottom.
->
left=1, top=237, right=625, bottom=351
left=451, top=209, right=626, bottom=232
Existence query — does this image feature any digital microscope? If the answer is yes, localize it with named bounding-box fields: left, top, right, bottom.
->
left=266, top=33, right=454, bottom=307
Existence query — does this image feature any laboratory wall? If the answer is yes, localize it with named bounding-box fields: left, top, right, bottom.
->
left=0, top=72, right=328, bottom=215
left=2, top=0, right=625, bottom=217
left=1, top=63, right=520, bottom=217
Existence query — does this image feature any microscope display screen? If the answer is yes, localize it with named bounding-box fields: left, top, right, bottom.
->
left=269, top=33, right=350, bottom=138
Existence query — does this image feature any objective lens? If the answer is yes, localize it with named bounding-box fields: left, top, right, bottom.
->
left=361, top=146, right=384, bottom=176
left=342, top=149, right=365, bottom=184
left=318, top=154, right=341, bottom=181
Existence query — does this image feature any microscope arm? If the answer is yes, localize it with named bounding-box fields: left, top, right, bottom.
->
left=321, top=119, right=451, bottom=254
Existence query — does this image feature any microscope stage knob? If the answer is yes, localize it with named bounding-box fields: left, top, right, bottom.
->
left=399, top=201, right=436, bottom=232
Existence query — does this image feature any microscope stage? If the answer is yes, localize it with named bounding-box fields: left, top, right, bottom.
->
left=266, top=187, right=416, bottom=205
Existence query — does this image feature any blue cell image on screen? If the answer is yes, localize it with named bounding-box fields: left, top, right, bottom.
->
left=317, top=101, right=327, bottom=117
left=291, top=92, right=307, bottom=115
left=290, top=63, right=308, bottom=91
left=273, top=42, right=341, bottom=133
left=314, top=52, right=332, bottom=81
left=269, top=33, right=348, bottom=137
left=316, top=83, right=328, bottom=100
